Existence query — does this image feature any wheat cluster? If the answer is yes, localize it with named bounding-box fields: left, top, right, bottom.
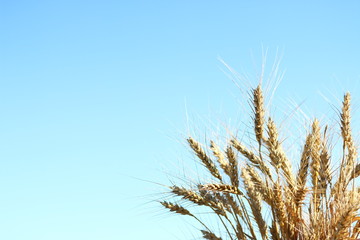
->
left=160, top=84, right=360, bottom=240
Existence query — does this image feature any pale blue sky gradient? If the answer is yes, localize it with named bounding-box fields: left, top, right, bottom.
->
left=1, top=1, right=360, bottom=239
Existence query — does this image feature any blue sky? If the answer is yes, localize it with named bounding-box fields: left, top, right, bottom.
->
left=1, top=1, right=360, bottom=239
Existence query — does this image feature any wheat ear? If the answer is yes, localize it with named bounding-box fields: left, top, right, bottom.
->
left=319, top=126, right=331, bottom=196
left=160, top=201, right=193, bottom=216
left=310, top=119, right=321, bottom=211
left=225, top=146, right=239, bottom=188
left=200, top=183, right=242, bottom=195
left=188, top=137, right=223, bottom=181
left=231, top=138, right=272, bottom=179
left=253, top=85, right=265, bottom=144
left=210, top=140, right=230, bottom=176
left=266, top=118, right=295, bottom=189
left=295, top=132, right=313, bottom=206
left=241, top=166, right=268, bottom=239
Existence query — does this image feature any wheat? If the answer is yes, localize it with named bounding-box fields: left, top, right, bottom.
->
left=341, top=93, right=352, bottom=145
left=160, top=201, right=193, bottom=216
left=231, top=138, right=272, bottom=178
left=310, top=119, right=322, bottom=211
left=188, top=137, right=223, bottom=181
left=266, top=118, right=296, bottom=189
left=159, top=83, right=360, bottom=240
left=246, top=165, right=271, bottom=205
left=319, top=128, right=331, bottom=195
left=226, top=146, right=240, bottom=188
left=295, top=132, right=313, bottom=206
left=253, top=85, right=265, bottom=144
left=210, top=140, right=230, bottom=176
left=171, top=186, right=207, bottom=205
left=241, top=167, right=268, bottom=239
left=273, top=182, right=287, bottom=234
left=200, top=183, right=243, bottom=195
left=339, top=93, right=358, bottom=189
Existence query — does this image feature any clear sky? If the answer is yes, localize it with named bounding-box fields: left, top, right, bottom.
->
left=1, top=1, right=360, bottom=240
